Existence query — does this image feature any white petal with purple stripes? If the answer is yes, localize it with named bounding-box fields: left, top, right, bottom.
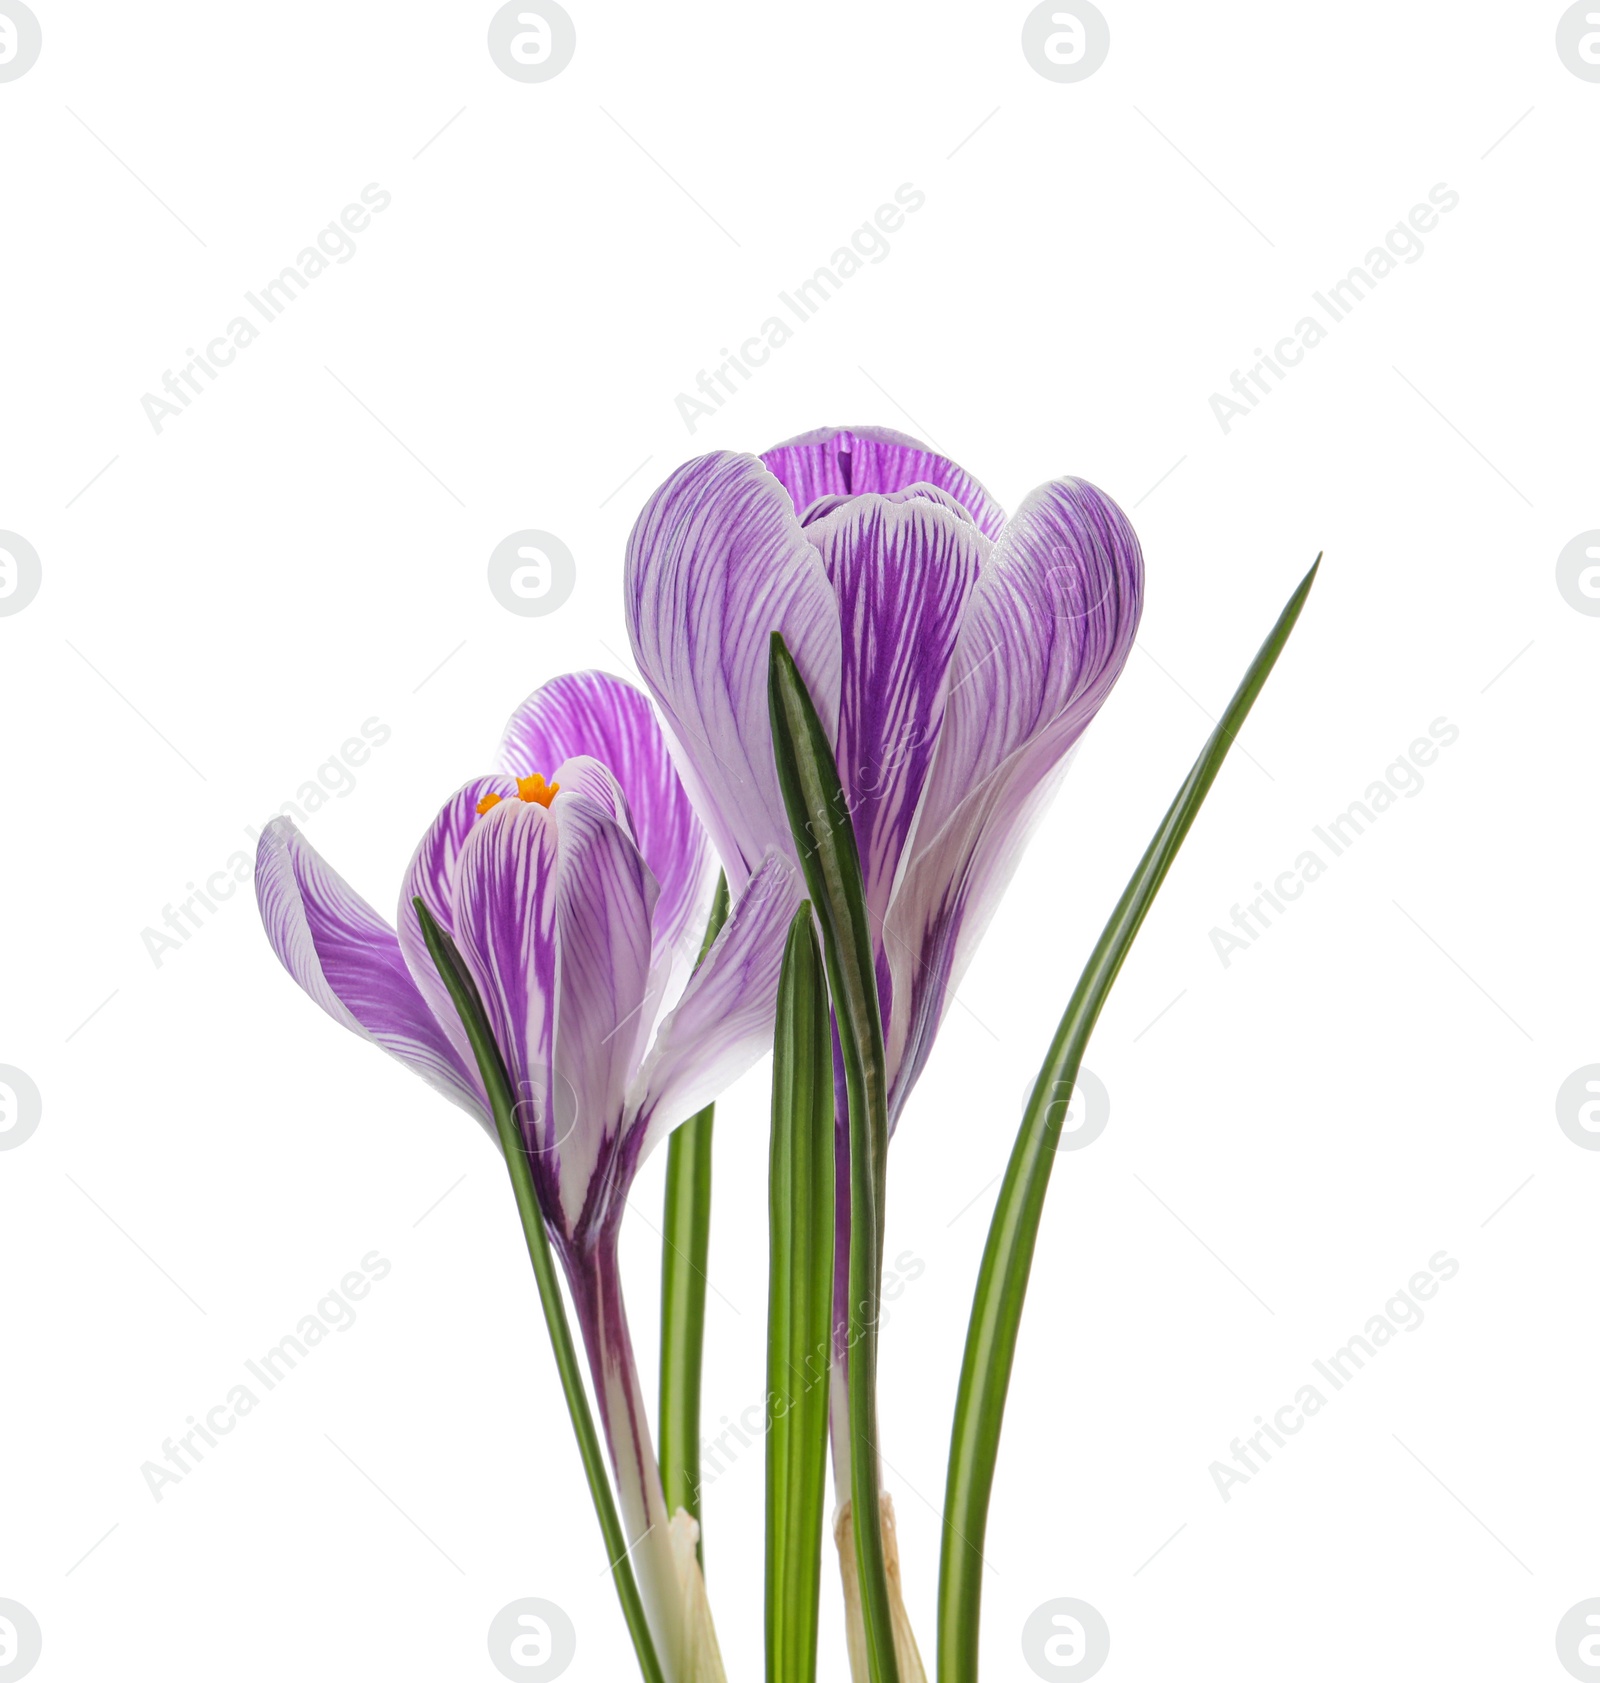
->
left=397, top=774, right=515, bottom=1087
left=448, top=799, right=563, bottom=1169
left=500, top=670, right=712, bottom=962
left=546, top=793, right=661, bottom=1233
left=881, top=477, right=1143, bottom=1114
left=762, top=425, right=1007, bottom=540
left=807, top=489, right=986, bottom=931
left=626, top=451, right=842, bottom=893
left=256, top=818, right=487, bottom=1125
left=626, top=851, right=799, bottom=1160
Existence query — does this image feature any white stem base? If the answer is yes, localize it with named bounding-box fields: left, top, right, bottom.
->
left=834, top=1493, right=928, bottom=1683
left=667, top=1510, right=727, bottom=1683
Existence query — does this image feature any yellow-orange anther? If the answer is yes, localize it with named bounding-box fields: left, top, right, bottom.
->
left=476, top=776, right=559, bottom=817
left=516, top=774, right=559, bottom=807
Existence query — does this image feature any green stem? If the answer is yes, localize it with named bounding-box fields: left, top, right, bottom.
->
left=660, top=874, right=731, bottom=1560
left=936, top=558, right=1319, bottom=1682
left=414, top=899, right=666, bottom=1683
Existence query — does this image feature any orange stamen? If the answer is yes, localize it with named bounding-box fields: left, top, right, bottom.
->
left=476, top=775, right=560, bottom=818
left=516, top=773, right=559, bottom=808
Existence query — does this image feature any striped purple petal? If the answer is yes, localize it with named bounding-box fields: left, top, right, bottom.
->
left=499, top=671, right=712, bottom=962
left=806, top=490, right=986, bottom=931
left=450, top=793, right=659, bottom=1243
left=626, top=451, right=841, bottom=892
left=762, top=425, right=1007, bottom=540
left=256, top=818, right=487, bottom=1125
left=626, top=851, right=799, bottom=1158
left=397, top=774, right=515, bottom=1085
left=546, top=794, right=661, bottom=1234
left=548, top=754, right=634, bottom=834
left=552, top=754, right=693, bottom=1038
left=881, top=477, right=1142, bottom=1115
left=447, top=798, right=561, bottom=1187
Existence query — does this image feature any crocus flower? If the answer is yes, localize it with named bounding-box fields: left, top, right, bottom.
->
left=626, top=425, right=1144, bottom=1129
left=627, top=428, right=1141, bottom=1677
left=255, top=670, right=793, bottom=1682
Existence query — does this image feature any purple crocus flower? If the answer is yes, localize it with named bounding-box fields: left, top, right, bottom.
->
left=626, top=425, right=1144, bottom=1130
left=625, top=420, right=1137, bottom=1669
left=255, top=670, right=791, bottom=1679
left=626, top=427, right=1141, bottom=1676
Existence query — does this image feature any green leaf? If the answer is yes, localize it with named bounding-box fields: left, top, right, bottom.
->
left=765, top=900, right=835, bottom=1683
left=412, top=898, right=665, bottom=1683
left=660, top=872, right=731, bottom=1564
left=936, top=557, right=1320, bottom=1683
left=767, top=632, right=900, bottom=1683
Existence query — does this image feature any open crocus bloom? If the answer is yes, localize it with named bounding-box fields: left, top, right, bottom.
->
left=626, top=425, right=1144, bottom=1128
left=255, top=670, right=793, bottom=1681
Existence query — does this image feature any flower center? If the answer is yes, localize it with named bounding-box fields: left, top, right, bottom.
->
left=476, top=774, right=559, bottom=815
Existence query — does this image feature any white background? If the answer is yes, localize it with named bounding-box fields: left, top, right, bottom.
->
left=3, top=2, right=1596, bottom=1678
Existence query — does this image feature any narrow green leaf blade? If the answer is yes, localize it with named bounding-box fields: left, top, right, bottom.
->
left=413, top=899, right=666, bottom=1683
left=936, top=558, right=1320, bottom=1683
left=765, top=901, right=835, bottom=1683
left=660, top=872, right=732, bottom=1564
left=767, top=633, right=901, bottom=1683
